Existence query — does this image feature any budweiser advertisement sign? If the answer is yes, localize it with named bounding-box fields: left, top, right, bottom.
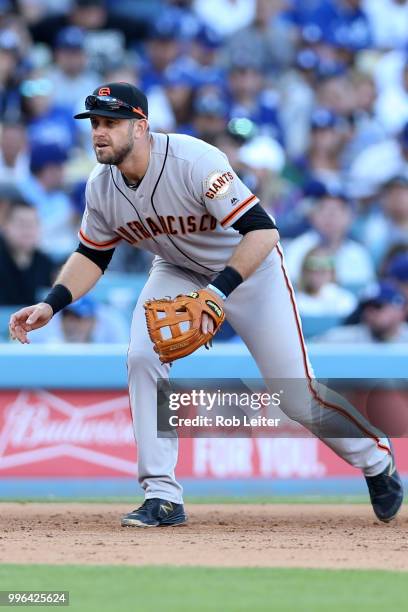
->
left=0, top=391, right=136, bottom=477
left=0, top=391, right=407, bottom=478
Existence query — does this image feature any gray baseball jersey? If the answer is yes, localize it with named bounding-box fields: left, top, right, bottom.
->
left=79, top=132, right=260, bottom=274
left=78, top=130, right=392, bottom=506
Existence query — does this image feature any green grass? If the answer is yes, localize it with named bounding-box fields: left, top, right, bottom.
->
left=0, top=495, right=371, bottom=504
left=0, top=565, right=407, bottom=612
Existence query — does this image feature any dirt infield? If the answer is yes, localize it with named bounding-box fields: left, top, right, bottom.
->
left=1, top=503, right=407, bottom=570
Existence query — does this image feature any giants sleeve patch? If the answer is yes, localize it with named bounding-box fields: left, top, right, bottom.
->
left=205, top=170, right=234, bottom=200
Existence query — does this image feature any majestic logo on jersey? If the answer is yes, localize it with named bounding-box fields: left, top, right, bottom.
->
left=98, top=87, right=111, bottom=96
left=205, top=170, right=234, bottom=200
left=115, top=214, right=217, bottom=245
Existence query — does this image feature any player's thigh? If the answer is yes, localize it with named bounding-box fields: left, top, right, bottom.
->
left=129, top=260, right=201, bottom=354
left=225, top=247, right=310, bottom=379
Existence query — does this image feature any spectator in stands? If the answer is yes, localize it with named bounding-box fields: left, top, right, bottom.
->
left=360, top=174, right=408, bottom=266
left=225, top=0, right=296, bottom=75
left=387, top=252, right=408, bottom=302
left=45, top=27, right=100, bottom=113
left=397, top=121, right=408, bottom=173
left=188, top=24, right=225, bottom=89
left=285, top=0, right=373, bottom=54
left=278, top=48, right=318, bottom=159
left=193, top=0, right=256, bottom=37
left=0, top=183, right=21, bottom=227
left=363, top=0, right=408, bottom=50
left=226, top=55, right=283, bottom=142
left=29, top=0, right=148, bottom=51
left=16, top=0, right=50, bottom=26
left=0, top=120, right=29, bottom=184
left=30, top=295, right=129, bottom=343
left=140, top=11, right=184, bottom=91
left=375, top=54, right=408, bottom=135
left=20, top=143, right=77, bottom=262
left=291, top=108, right=349, bottom=191
left=0, top=29, right=25, bottom=121
left=161, top=66, right=196, bottom=133
left=21, top=75, right=79, bottom=153
left=344, top=71, right=389, bottom=164
left=347, top=138, right=402, bottom=201
left=140, top=10, right=195, bottom=132
left=191, top=92, right=228, bottom=144
left=69, top=179, right=86, bottom=225
left=315, top=67, right=356, bottom=119
left=237, top=134, right=286, bottom=211
left=379, top=243, right=408, bottom=277
left=319, top=281, right=408, bottom=343
left=284, top=185, right=375, bottom=288
left=61, top=297, right=128, bottom=343
left=0, top=199, right=55, bottom=305
left=295, top=246, right=357, bottom=316
left=103, top=62, right=140, bottom=88
left=212, top=127, right=246, bottom=169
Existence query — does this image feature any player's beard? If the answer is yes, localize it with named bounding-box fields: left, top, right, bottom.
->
left=94, top=130, right=134, bottom=165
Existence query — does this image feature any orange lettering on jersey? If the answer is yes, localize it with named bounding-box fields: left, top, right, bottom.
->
left=146, top=217, right=163, bottom=236
left=205, top=188, right=216, bottom=199
left=205, top=170, right=234, bottom=200
left=158, top=215, right=169, bottom=233
left=166, top=216, right=178, bottom=235
left=126, top=221, right=144, bottom=241
left=118, top=214, right=217, bottom=245
left=178, top=216, right=186, bottom=234
left=186, top=216, right=196, bottom=232
left=116, top=226, right=138, bottom=244
left=98, top=87, right=111, bottom=96
left=199, top=214, right=209, bottom=231
left=134, top=221, right=152, bottom=240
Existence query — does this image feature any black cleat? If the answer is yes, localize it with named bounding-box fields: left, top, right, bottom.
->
left=365, top=456, right=404, bottom=523
left=121, top=498, right=187, bottom=528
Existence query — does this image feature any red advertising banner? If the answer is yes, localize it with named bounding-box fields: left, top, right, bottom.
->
left=0, top=391, right=407, bottom=478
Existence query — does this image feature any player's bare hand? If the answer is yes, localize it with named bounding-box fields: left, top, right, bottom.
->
left=200, top=287, right=224, bottom=335
left=9, top=303, right=53, bottom=344
left=201, top=312, right=215, bottom=335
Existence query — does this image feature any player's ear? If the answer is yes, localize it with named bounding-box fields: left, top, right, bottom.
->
left=133, top=118, right=149, bottom=140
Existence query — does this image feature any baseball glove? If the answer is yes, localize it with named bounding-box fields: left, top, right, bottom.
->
left=144, top=289, right=225, bottom=363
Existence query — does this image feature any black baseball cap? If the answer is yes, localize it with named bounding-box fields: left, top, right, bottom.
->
left=74, top=82, right=148, bottom=120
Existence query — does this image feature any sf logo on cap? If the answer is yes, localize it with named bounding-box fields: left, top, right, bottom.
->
left=98, top=87, right=111, bottom=96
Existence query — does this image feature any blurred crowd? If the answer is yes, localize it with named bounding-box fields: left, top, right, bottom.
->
left=0, top=0, right=408, bottom=344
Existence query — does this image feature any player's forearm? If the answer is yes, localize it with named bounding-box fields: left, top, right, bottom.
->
left=228, top=228, right=279, bottom=280
left=54, top=252, right=102, bottom=301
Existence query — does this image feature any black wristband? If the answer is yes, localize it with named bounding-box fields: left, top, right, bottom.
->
left=43, top=284, right=73, bottom=315
left=210, top=266, right=243, bottom=299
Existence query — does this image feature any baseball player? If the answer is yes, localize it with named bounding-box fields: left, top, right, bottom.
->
left=9, top=83, right=403, bottom=526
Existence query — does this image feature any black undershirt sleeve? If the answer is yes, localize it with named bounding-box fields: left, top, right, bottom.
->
left=231, top=203, right=277, bottom=235
left=76, top=243, right=115, bottom=273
